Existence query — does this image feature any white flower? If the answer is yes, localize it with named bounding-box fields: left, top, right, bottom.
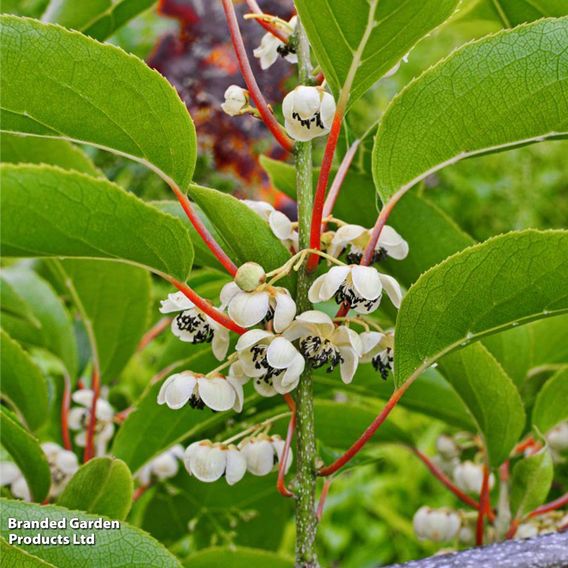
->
left=359, top=331, right=395, bottom=380
left=221, top=85, right=249, bottom=116
left=160, top=292, right=229, bottom=361
left=137, top=445, right=184, bottom=486
left=328, top=224, right=409, bottom=263
left=284, top=311, right=362, bottom=384
left=453, top=461, right=495, bottom=495
left=0, top=460, right=30, bottom=501
left=243, top=200, right=298, bottom=251
left=253, top=16, right=298, bottom=70
left=184, top=440, right=246, bottom=485
left=546, top=422, right=568, bottom=451
left=235, top=330, right=304, bottom=396
left=413, top=506, right=461, bottom=542
left=282, top=86, right=336, bottom=141
left=309, top=265, right=403, bottom=314
left=221, top=281, right=296, bottom=333
left=515, top=523, right=539, bottom=539
left=68, top=389, right=115, bottom=456
left=239, top=434, right=292, bottom=476
left=436, top=435, right=461, bottom=461
left=158, top=371, right=243, bottom=412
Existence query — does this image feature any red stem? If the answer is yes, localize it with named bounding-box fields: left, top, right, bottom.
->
left=505, top=518, right=520, bottom=540
left=307, top=112, right=343, bottom=272
left=318, top=382, right=412, bottom=476
left=168, top=180, right=238, bottom=276
left=476, top=465, right=491, bottom=545
left=137, top=317, right=171, bottom=351
left=528, top=493, right=568, bottom=518
left=61, top=375, right=72, bottom=451
left=244, top=0, right=290, bottom=43
left=168, top=278, right=246, bottom=334
left=316, top=478, right=332, bottom=521
left=221, top=0, right=294, bottom=153
left=133, top=485, right=149, bottom=501
left=83, top=369, right=100, bottom=463
left=412, top=448, right=482, bottom=512
left=277, top=393, right=296, bottom=498
left=322, top=139, right=361, bottom=226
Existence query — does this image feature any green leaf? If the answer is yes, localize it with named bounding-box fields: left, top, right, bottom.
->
left=0, top=165, right=194, bottom=281
left=510, top=449, right=554, bottom=518
left=42, top=0, right=156, bottom=40
left=0, top=132, right=99, bottom=176
left=0, top=409, right=51, bottom=502
left=532, top=367, right=568, bottom=434
left=55, top=259, right=151, bottom=381
left=182, top=547, right=293, bottom=568
left=474, top=0, right=568, bottom=27
left=0, top=272, right=40, bottom=327
left=1, top=537, right=55, bottom=567
left=528, top=314, right=568, bottom=371
left=57, top=458, right=133, bottom=520
left=0, top=499, right=181, bottom=567
left=373, top=17, right=568, bottom=202
left=295, top=0, right=459, bottom=106
left=394, top=230, right=568, bottom=387
left=0, top=330, right=48, bottom=430
left=0, top=15, right=195, bottom=189
left=188, top=184, right=291, bottom=274
left=1, top=268, right=78, bottom=379
left=438, top=343, right=525, bottom=466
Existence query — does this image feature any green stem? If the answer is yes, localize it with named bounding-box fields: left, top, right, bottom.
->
left=294, top=17, right=319, bottom=568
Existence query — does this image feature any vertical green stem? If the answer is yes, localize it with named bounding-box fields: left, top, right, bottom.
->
left=294, top=18, right=319, bottom=568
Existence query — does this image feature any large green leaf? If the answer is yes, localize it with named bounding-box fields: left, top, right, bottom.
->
left=55, top=259, right=151, bottom=381
left=1, top=537, right=55, bottom=566
left=0, top=165, right=194, bottom=280
left=528, top=314, right=568, bottom=371
left=295, top=0, right=459, bottom=105
left=0, top=330, right=48, bottom=430
left=0, top=15, right=195, bottom=189
left=57, top=458, right=133, bottom=520
left=42, top=0, right=156, bottom=40
left=373, top=17, right=568, bottom=202
left=0, top=133, right=99, bottom=176
left=438, top=344, right=525, bottom=466
left=182, top=548, right=293, bottom=568
left=532, top=367, right=568, bottom=434
left=0, top=499, right=181, bottom=567
left=510, top=449, right=554, bottom=519
left=468, top=0, right=568, bottom=28
left=394, top=230, right=568, bottom=387
left=0, top=409, right=51, bottom=502
left=1, top=268, right=78, bottom=378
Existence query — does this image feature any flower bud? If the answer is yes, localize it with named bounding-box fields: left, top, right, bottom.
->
left=413, top=506, right=461, bottom=542
left=235, top=262, right=266, bottom=292
left=453, top=461, right=495, bottom=495
left=436, top=435, right=460, bottom=460
left=221, top=85, right=249, bottom=116
left=546, top=421, right=568, bottom=452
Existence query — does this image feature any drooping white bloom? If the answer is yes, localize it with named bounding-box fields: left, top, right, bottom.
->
left=453, top=461, right=495, bottom=495
left=546, top=421, right=568, bottom=451
left=184, top=440, right=246, bottom=485
left=242, top=200, right=298, bottom=251
left=359, top=331, right=395, bottom=380
left=136, top=445, right=185, bottom=486
left=413, top=506, right=461, bottom=542
left=239, top=434, right=292, bottom=476
left=68, top=389, right=115, bottom=456
left=0, top=460, right=30, bottom=501
left=309, top=265, right=403, bottom=314
left=284, top=311, right=362, bottom=384
left=328, top=224, right=409, bottom=263
left=436, top=435, right=461, bottom=461
left=253, top=16, right=298, bottom=70
left=235, top=330, right=304, bottom=396
left=160, top=292, right=230, bottom=361
left=282, top=86, right=336, bottom=141
left=221, top=85, right=249, bottom=116
left=158, top=371, right=244, bottom=413
left=220, top=281, right=296, bottom=333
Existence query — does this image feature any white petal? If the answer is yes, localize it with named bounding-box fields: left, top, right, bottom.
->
left=269, top=210, right=294, bottom=240
left=282, top=90, right=296, bottom=121
left=282, top=320, right=314, bottom=342
left=320, top=265, right=351, bottom=300
left=220, top=281, right=240, bottom=308
left=228, top=291, right=270, bottom=328
left=335, top=224, right=367, bottom=243
left=339, top=347, right=359, bottom=384
left=236, top=329, right=273, bottom=352
left=351, top=266, right=382, bottom=300
left=72, top=389, right=94, bottom=409
left=284, top=118, right=319, bottom=142
left=333, top=326, right=363, bottom=356
left=225, top=448, right=247, bottom=485
left=189, top=445, right=226, bottom=482
left=137, top=465, right=152, bottom=486
left=320, top=92, right=336, bottom=129
left=0, top=462, right=21, bottom=486
left=294, top=86, right=321, bottom=119
left=74, top=431, right=87, bottom=447
left=266, top=337, right=299, bottom=369
left=242, top=199, right=275, bottom=220
left=253, top=378, right=278, bottom=397
left=152, top=454, right=180, bottom=480
left=379, top=273, right=403, bottom=308
left=271, top=436, right=293, bottom=474
left=198, top=377, right=236, bottom=412
left=227, top=377, right=245, bottom=413
left=295, top=310, right=335, bottom=334
left=159, top=291, right=194, bottom=313
left=280, top=353, right=305, bottom=389
left=11, top=476, right=31, bottom=501
left=241, top=439, right=274, bottom=476
left=211, top=327, right=230, bottom=361
left=54, top=450, right=79, bottom=475
left=378, top=226, right=409, bottom=260
left=41, top=442, right=63, bottom=461
left=308, top=273, right=327, bottom=304
left=359, top=331, right=384, bottom=358
left=95, top=398, right=114, bottom=422
left=272, top=291, right=296, bottom=333
left=67, top=407, right=86, bottom=431
left=163, top=373, right=197, bottom=410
